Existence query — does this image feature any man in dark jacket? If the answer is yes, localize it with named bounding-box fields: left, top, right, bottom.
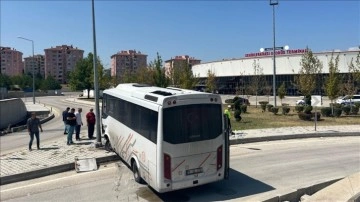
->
left=66, top=108, right=77, bottom=145
left=27, top=112, right=43, bottom=151
left=62, top=107, right=70, bottom=135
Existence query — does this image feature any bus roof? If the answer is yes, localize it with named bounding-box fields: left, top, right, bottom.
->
left=103, top=83, right=221, bottom=106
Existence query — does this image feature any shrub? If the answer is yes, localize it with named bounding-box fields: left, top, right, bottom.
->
left=240, top=105, right=247, bottom=113
left=234, top=99, right=242, bottom=110
left=271, top=107, right=279, bottom=115
left=259, top=101, right=269, bottom=105
left=333, top=108, right=342, bottom=117
left=304, top=105, right=313, bottom=114
left=342, top=105, right=351, bottom=115
left=330, top=103, right=342, bottom=109
left=298, top=112, right=312, bottom=121
left=234, top=110, right=241, bottom=121
left=233, top=96, right=239, bottom=104
left=320, top=107, right=332, bottom=117
left=225, top=99, right=233, bottom=104
left=350, top=106, right=359, bottom=115
left=282, top=107, right=290, bottom=115
left=295, top=105, right=304, bottom=113
left=260, top=104, right=266, bottom=111
left=266, top=104, right=274, bottom=112
left=355, top=102, right=360, bottom=108
left=311, top=112, right=321, bottom=121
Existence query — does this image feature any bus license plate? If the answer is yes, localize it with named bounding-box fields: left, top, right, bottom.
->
left=186, top=168, right=203, bottom=175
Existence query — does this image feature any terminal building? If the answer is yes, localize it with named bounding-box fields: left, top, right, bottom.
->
left=192, top=47, right=360, bottom=95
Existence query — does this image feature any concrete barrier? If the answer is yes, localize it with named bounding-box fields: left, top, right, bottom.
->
left=0, top=98, right=27, bottom=129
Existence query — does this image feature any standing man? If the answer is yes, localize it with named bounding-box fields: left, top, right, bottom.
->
left=75, top=108, right=83, bottom=141
left=62, top=107, right=70, bottom=135
left=27, top=112, right=43, bottom=151
left=66, top=108, right=77, bottom=145
left=86, top=108, right=96, bottom=140
left=224, top=105, right=232, bottom=131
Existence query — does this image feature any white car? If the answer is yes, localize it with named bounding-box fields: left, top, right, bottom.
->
left=296, top=98, right=305, bottom=105
left=336, top=95, right=360, bottom=105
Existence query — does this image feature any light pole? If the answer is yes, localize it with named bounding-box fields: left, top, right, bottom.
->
left=270, top=0, right=278, bottom=107
left=92, top=0, right=102, bottom=147
left=18, top=36, right=35, bottom=104
left=260, top=43, right=289, bottom=106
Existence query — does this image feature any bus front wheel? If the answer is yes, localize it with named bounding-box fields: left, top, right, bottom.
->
left=132, top=161, right=143, bottom=184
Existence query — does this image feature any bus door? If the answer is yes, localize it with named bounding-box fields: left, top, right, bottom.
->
left=223, top=114, right=230, bottom=179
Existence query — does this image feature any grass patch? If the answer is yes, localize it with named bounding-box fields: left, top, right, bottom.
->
left=229, top=105, right=360, bottom=130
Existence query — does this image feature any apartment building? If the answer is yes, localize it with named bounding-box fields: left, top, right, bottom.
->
left=44, top=45, right=84, bottom=83
left=24, top=54, right=45, bottom=77
left=110, top=50, right=147, bottom=77
left=164, top=55, right=201, bottom=77
left=0, top=46, right=24, bottom=76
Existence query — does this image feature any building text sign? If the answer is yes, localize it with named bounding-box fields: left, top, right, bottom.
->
left=245, top=49, right=308, bottom=58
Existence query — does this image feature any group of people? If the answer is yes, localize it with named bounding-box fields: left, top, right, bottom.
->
left=62, top=107, right=96, bottom=145
left=27, top=107, right=97, bottom=150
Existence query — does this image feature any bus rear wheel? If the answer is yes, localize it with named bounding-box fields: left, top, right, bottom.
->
left=132, top=161, right=143, bottom=184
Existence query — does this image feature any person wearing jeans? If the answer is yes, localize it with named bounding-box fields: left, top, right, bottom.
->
left=66, top=108, right=77, bottom=145
left=74, top=108, right=83, bottom=141
left=27, top=112, right=43, bottom=151
left=86, top=108, right=96, bottom=139
left=62, top=107, right=70, bottom=135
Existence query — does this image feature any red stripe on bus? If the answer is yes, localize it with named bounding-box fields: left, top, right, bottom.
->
left=198, top=153, right=211, bottom=168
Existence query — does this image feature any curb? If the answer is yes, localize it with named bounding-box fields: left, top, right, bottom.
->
left=230, top=132, right=360, bottom=145
left=263, top=178, right=342, bottom=202
left=1, top=132, right=359, bottom=186
left=0, top=153, right=120, bottom=186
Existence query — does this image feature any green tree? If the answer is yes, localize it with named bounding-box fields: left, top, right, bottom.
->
left=169, top=61, right=182, bottom=87
left=248, top=60, right=264, bottom=108
left=179, top=60, right=197, bottom=89
left=262, top=82, right=272, bottom=103
left=324, top=53, right=340, bottom=114
left=295, top=47, right=323, bottom=106
left=0, top=74, right=12, bottom=90
left=120, top=68, right=137, bottom=83
left=11, top=74, right=32, bottom=90
left=342, top=51, right=360, bottom=96
left=68, top=53, right=106, bottom=98
left=278, top=82, right=286, bottom=105
left=40, top=75, right=62, bottom=91
left=205, top=70, right=216, bottom=93
left=135, top=66, right=155, bottom=85
left=151, top=52, right=169, bottom=87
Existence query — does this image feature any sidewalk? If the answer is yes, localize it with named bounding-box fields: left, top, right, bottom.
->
left=1, top=124, right=358, bottom=185
left=0, top=99, right=359, bottom=201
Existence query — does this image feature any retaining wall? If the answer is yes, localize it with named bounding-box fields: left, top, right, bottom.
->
left=0, top=98, right=27, bottom=129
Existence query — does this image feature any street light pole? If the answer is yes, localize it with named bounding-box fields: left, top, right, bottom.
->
left=92, top=0, right=102, bottom=147
left=270, top=0, right=278, bottom=107
left=18, top=36, right=35, bottom=104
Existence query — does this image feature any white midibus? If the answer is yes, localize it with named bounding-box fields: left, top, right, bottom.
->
left=101, top=83, right=229, bottom=193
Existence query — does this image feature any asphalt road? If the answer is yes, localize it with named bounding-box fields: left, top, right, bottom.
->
left=1, top=137, right=359, bottom=201
left=0, top=95, right=95, bottom=153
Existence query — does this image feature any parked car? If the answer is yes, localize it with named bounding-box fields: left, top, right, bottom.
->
left=336, top=95, right=360, bottom=105
left=234, top=97, right=250, bottom=105
left=296, top=98, right=305, bottom=105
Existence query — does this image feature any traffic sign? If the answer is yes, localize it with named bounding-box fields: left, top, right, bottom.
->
left=311, top=95, right=322, bottom=107
left=264, top=47, right=284, bottom=51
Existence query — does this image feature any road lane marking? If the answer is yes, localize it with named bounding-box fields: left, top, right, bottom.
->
left=0, top=166, right=115, bottom=193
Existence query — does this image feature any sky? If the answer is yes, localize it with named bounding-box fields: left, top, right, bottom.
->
left=1, top=0, right=359, bottom=69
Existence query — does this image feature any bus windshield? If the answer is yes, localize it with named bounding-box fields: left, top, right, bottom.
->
left=163, top=104, right=222, bottom=144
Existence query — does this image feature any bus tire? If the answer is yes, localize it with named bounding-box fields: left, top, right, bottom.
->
left=132, top=161, right=143, bottom=184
